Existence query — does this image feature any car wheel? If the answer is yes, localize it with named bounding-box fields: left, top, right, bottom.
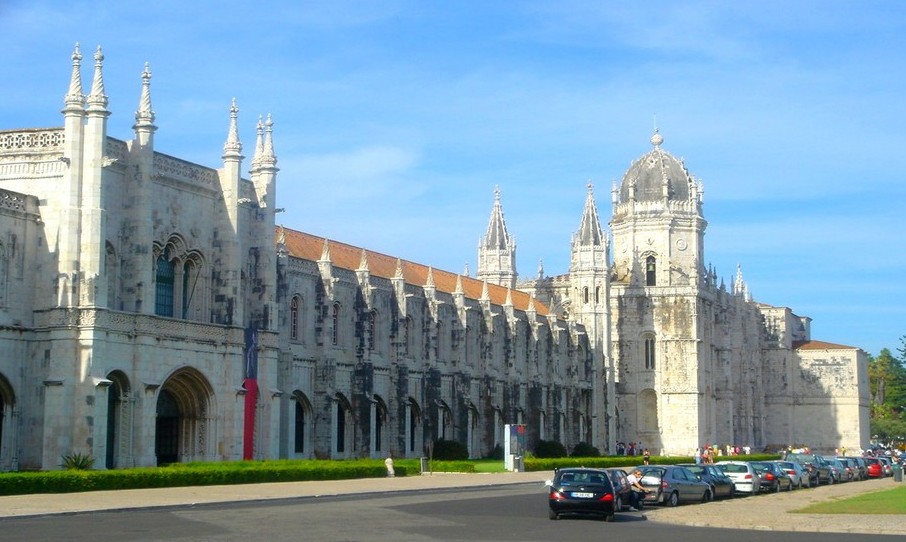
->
left=604, top=513, right=615, bottom=522
left=549, top=509, right=559, bottom=520
left=701, top=490, right=712, bottom=503
left=615, top=496, right=623, bottom=511
left=774, top=482, right=781, bottom=493
left=668, top=491, right=680, bottom=507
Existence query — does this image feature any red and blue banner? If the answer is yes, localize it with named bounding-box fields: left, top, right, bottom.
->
left=243, top=326, right=259, bottom=460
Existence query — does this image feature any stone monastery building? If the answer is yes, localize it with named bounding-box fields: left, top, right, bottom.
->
left=0, top=46, right=868, bottom=470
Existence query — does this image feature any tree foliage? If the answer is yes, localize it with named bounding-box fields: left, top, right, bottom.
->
left=868, top=347, right=906, bottom=418
left=869, top=339, right=906, bottom=443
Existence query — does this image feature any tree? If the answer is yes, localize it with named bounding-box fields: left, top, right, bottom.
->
left=868, top=348, right=906, bottom=419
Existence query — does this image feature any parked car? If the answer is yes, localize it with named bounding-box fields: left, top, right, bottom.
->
left=750, top=461, right=794, bottom=492
left=774, top=460, right=810, bottom=488
left=786, top=453, right=833, bottom=485
left=603, top=467, right=635, bottom=511
left=547, top=468, right=618, bottom=521
left=878, top=456, right=894, bottom=477
left=834, top=457, right=858, bottom=481
left=822, top=457, right=847, bottom=483
left=636, top=465, right=713, bottom=507
left=863, top=457, right=884, bottom=478
left=715, top=461, right=762, bottom=495
left=839, top=456, right=867, bottom=480
left=678, top=463, right=736, bottom=499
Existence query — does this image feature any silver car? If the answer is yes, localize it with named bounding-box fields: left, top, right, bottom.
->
left=716, top=461, right=762, bottom=495
left=774, top=460, right=810, bottom=488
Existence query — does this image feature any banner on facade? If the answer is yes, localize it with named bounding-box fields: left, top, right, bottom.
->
left=243, top=326, right=259, bottom=460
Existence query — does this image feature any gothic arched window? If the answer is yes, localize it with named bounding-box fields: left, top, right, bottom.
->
left=290, top=296, right=300, bottom=341
left=155, top=254, right=174, bottom=317
left=643, top=334, right=656, bottom=370
left=368, top=310, right=377, bottom=351
left=331, top=303, right=340, bottom=346
left=646, top=256, right=657, bottom=286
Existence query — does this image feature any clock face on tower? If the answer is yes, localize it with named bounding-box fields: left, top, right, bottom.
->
left=676, top=238, right=687, bottom=251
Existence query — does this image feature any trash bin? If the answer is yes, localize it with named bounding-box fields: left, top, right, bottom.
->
left=893, top=464, right=903, bottom=482
left=514, top=456, right=524, bottom=472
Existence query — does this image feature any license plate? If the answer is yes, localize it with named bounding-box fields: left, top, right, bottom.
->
left=571, top=492, right=594, bottom=498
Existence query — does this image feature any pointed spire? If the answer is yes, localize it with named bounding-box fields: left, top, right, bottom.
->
left=394, top=258, right=404, bottom=280
left=223, top=98, right=242, bottom=157
left=454, top=274, right=464, bottom=295
left=425, top=266, right=436, bottom=288
left=574, top=183, right=605, bottom=246
left=537, top=259, right=544, bottom=279
left=733, top=264, right=744, bottom=296
left=504, top=287, right=513, bottom=307
left=463, top=263, right=470, bottom=277
left=86, top=45, right=108, bottom=112
left=480, top=279, right=490, bottom=302
left=252, top=115, right=264, bottom=165
left=481, top=186, right=513, bottom=250
left=260, top=114, right=277, bottom=167
left=527, top=296, right=537, bottom=314
left=134, top=62, right=156, bottom=128
left=64, top=43, right=84, bottom=109
left=319, top=238, right=331, bottom=262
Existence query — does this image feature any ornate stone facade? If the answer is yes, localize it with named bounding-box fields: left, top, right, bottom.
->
left=0, top=46, right=594, bottom=470
left=0, top=46, right=867, bottom=471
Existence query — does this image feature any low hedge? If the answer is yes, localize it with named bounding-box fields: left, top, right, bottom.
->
left=0, top=459, right=410, bottom=496
left=0, top=454, right=778, bottom=496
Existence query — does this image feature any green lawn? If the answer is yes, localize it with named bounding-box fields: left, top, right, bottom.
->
left=794, top=485, right=906, bottom=514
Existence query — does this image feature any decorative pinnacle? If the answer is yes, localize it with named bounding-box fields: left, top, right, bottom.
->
left=65, top=43, right=84, bottom=105
left=650, top=128, right=664, bottom=148
left=86, top=45, right=108, bottom=110
left=135, top=62, right=155, bottom=126
left=223, top=98, right=242, bottom=156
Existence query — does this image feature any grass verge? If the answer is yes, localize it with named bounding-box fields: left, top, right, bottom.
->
left=794, top=485, right=906, bottom=514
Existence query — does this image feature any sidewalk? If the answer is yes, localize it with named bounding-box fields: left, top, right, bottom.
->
left=0, top=471, right=549, bottom=518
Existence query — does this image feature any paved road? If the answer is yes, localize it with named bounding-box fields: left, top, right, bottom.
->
left=2, top=481, right=902, bottom=542
left=0, top=471, right=902, bottom=535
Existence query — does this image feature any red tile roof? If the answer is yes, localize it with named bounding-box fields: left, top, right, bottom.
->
left=278, top=227, right=550, bottom=316
left=793, top=340, right=858, bottom=351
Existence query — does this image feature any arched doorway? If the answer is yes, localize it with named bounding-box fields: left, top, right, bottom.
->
left=105, top=371, right=132, bottom=469
left=155, top=368, right=214, bottom=465
left=0, top=373, right=14, bottom=471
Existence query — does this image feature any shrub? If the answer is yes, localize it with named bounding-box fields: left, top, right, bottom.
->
left=571, top=442, right=600, bottom=457
left=60, top=451, right=95, bottom=470
left=431, top=439, right=469, bottom=460
left=534, top=440, right=567, bottom=458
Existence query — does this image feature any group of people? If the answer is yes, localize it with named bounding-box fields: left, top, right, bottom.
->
left=614, top=441, right=645, bottom=456
left=694, top=443, right=752, bottom=464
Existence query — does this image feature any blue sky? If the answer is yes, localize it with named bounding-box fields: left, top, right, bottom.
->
left=1, top=1, right=903, bottom=356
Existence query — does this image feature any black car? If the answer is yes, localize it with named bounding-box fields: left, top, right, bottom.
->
left=547, top=468, right=618, bottom=521
left=603, top=467, right=636, bottom=511
left=750, top=461, right=794, bottom=492
left=786, top=453, right=832, bottom=485
left=678, top=463, right=736, bottom=499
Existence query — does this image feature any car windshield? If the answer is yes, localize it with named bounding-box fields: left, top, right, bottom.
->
left=718, top=463, right=748, bottom=473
